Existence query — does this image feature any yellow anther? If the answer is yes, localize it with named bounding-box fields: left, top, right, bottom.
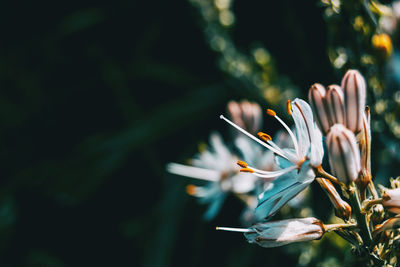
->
left=186, top=185, right=197, bottom=195
left=286, top=100, right=292, bottom=115
left=237, top=160, right=248, bottom=168
left=266, top=109, right=276, bottom=116
left=240, top=168, right=254, bottom=173
left=257, top=132, right=272, bottom=142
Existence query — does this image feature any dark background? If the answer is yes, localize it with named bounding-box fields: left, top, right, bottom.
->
left=0, top=0, right=338, bottom=266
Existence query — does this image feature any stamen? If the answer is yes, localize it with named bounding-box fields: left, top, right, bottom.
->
left=286, top=100, right=292, bottom=115
left=237, top=160, right=248, bottom=168
left=266, top=109, right=276, bottom=116
left=257, top=132, right=272, bottom=142
left=186, top=184, right=197, bottom=195
left=216, top=226, right=251, bottom=233
left=240, top=168, right=254, bottom=173
left=273, top=114, right=301, bottom=159
left=220, top=115, right=288, bottom=160
left=249, top=165, right=298, bottom=179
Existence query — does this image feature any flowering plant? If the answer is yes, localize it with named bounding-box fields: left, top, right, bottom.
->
left=213, top=70, right=400, bottom=266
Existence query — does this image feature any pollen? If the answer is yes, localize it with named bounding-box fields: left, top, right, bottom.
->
left=237, top=160, right=248, bottom=168
left=240, top=168, right=254, bottom=173
left=257, top=132, right=272, bottom=142
left=266, top=109, right=276, bottom=116
left=186, top=184, right=197, bottom=195
left=286, top=100, right=292, bottom=115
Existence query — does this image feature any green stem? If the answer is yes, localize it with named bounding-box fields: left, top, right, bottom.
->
left=349, top=182, right=373, bottom=245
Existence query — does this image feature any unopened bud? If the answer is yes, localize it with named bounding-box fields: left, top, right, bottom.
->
left=327, top=124, right=361, bottom=184
left=244, top=217, right=324, bottom=248
left=308, top=83, right=332, bottom=135
left=383, top=188, right=400, bottom=214
left=227, top=100, right=262, bottom=135
left=326, top=85, right=345, bottom=125
left=316, top=178, right=351, bottom=220
left=341, top=70, right=366, bottom=133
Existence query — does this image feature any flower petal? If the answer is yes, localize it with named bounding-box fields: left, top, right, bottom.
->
left=255, top=162, right=315, bottom=219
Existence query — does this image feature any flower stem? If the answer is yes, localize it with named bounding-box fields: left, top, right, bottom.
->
left=313, top=166, right=346, bottom=188
left=324, top=222, right=357, bottom=232
left=349, top=182, right=373, bottom=245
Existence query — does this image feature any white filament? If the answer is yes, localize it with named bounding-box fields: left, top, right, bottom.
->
left=273, top=115, right=300, bottom=159
left=220, top=115, right=288, bottom=160
left=249, top=165, right=298, bottom=179
left=216, top=226, right=250, bottom=233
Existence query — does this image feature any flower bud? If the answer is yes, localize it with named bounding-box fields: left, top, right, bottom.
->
left=316, top=178, right=351, bottom=220
left=308, top=83, right=332, bottom=135
left=244, top=217, right=324, bottom=247
left=341, top=70, right=366, bottom=133
left=327, top=124, right=361, bottom=184
left=326, top=85, right=345, bottom=125
left=227, top=100, right=262, bottom=135
left=383, top=188, right=400, bottom=214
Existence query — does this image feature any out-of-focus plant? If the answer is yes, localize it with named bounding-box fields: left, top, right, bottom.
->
left=188, top=0, right=297, bottom=107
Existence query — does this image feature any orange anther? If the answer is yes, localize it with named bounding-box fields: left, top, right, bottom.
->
left=237, top=160, right=248, bottom=168
left=257, top=132, right=272, bottom=142
left=266, top=109, right=276, bottom=116
left=186, top=185, right=197, bottom=195
left=286, top=100, right=292, bottom=115
left=240, top=168, right=254, bottom=173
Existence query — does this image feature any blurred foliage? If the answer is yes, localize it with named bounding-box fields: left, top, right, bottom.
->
left=2, top=0, right=400, bottom=266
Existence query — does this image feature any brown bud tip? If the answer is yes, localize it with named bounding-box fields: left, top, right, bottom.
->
left=240, top=168, right=254, bottom=173
left=266, top=109, right=276, bottom=116
left=237, top=160, right=248, bottom=168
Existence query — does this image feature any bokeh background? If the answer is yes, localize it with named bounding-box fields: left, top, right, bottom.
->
left=2, top=0, right=399, bottom=266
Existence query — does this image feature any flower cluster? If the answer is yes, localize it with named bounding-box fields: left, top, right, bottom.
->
left=215, top=70, right=400, bottom=265
left=167, top=100, right=289, bottom=222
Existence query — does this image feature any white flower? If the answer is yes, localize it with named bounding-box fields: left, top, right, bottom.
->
left=217, top=217, right=325, bottom=248
left=167, top=132, right=269, bottom=221
left=220, top=98, right=324, bottom=219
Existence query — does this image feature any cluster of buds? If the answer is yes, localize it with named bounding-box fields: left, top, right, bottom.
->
left=215, top=70, right=400, bottom=265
